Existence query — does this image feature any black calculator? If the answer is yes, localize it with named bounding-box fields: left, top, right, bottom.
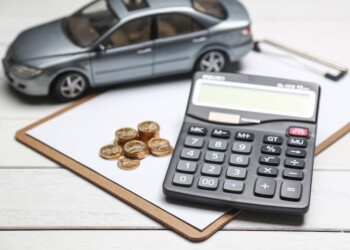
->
left=163, top=72, right=320, bottom=214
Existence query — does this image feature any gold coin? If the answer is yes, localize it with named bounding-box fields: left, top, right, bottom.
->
left=138, top=121, right=160, bottom=142
left=124, top=140, right=149, bottom=159
left=148, top=138, right=171, bottom=151
left=115, top=127, right=138, bottom=144
left=148, top=138, right=173, bottom=157
left=138, top=121, right=160, bottom=133
left=151, top=146, right=173, bottom=157
left=118, top=156, right=140, bottom=170
left=99, top=144, right=123, bottom=160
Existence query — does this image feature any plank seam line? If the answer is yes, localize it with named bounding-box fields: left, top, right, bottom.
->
left=0, top=229, right=349, bottom=233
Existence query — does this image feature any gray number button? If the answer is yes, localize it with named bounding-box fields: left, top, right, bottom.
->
left=181, top=148, right=201, bottom=160
left=205, top=151, right=225, bottom=163
left=198, top=177, right=219, bottom=190
left=229, top=154, right=250, bottom=166
left=232, top=142, right=252, bottom=154
left=184, top=136, right=204, bottom=148
left=223, top=180, right=244, bottom=193
left=201, top=164, right=222, bottom=176
left=172, top=173, right=193, bottom=187
left=208, top=140, right=228, bottom=151
left=226, top=167, right=247, bottom=180
left=176, top=161, right=197, bottom=173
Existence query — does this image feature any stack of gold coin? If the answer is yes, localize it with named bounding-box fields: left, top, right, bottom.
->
left=147, top=138, right=173, bottom=156
left=115, top=127, right=138, bottom=145
left=138, top=121, right=160, bottom=142
left=99, top=121, right=172, bottom=171
left=123, top=140, right=150, bottom=159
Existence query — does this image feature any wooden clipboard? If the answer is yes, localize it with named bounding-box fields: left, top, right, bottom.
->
left=15, top=94, right=240, bottom=242
left=15, top=94, right=349, bottom=241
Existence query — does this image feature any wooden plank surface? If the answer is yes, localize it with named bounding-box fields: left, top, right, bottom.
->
left=1, top=169, right=350, bottom=231
left=0, top=231, right=349, bottom=250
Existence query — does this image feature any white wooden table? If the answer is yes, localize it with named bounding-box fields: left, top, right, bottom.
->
left=0, top=0, right=349, bottom=249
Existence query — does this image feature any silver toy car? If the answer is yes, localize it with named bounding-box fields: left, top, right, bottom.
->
left=3, top=0, right=252, bottom=101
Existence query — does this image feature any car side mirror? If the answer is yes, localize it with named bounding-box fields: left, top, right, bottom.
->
left=97, top=44, right=107, bottom=52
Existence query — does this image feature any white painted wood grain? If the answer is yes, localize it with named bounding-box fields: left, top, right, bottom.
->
left=242, top=0, right=350, bottom=66
left=0, top=0, right=90, bottom=44
left=0, top=231, right=349, bottom=250
left=315, top=133, right=350, bottom=170
left=0, top=120, right=58, bottom=167
left=1, top=169, right=350, bottom=231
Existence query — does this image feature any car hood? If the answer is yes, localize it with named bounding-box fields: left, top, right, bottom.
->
left=12, top=19, right=85, bottom=62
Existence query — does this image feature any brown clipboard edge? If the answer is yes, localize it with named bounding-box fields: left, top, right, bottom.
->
left=15, top=94, right=350, bottom=241
left=15, top=95, right=240, bottom=242
left=315, top=122, right=350, bottom=155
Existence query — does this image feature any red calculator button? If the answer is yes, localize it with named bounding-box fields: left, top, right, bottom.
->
left=288, top=127, right=309, bottom=137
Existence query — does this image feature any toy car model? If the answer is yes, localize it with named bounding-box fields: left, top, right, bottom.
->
left=2, top=0, right=252, bottom=101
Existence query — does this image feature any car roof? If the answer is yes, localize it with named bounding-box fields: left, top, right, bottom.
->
left=108, top=0, right=193, bottom=19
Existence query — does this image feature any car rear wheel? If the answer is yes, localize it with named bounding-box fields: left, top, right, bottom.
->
left=52, top=72, right=88, bottom=102
left=196, top=51, right=228, bottom=72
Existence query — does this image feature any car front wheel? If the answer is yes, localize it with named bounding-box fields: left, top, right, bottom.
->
left=196, top=51, right=228, bottom=72
left=52, top=72, right=88, bottom=102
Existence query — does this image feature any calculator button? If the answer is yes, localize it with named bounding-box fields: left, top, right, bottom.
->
left=226, top=167, right=247, bottom=180
left=283, top=169, right=304, bottom=180
left=263, top=135, right=283, bottom=145
left=232, top=142, right=252, bottom=154
left=288, top=127, right=309, bottom=138
left=254, top=178, right=276, bottom=198
left=257, top=166, right=278, bottom=177
left=180, top=148, right=201, bottom=160
left=201, top=164, right=222, bottom=177
left=184, top=136, right=204, bottom=148
left=286, top=148, right=306, bottom=158
left=235, top=132, right=254, bottom=141
left=212, top=129, right=230, bottom=139
left=229, top=154, right=250, bottom=167
left=205, top=151, right=225, bottom=163
left=280, top=181, right=302, bottom=201
left=176, top=161, right=197, bottom=173
left=188, top=126, right=207, bottom=136
left=261, top=145, right=281, bottom=155
left=172, top=173, right=193, bottom=187
left=208, top=140, right=228, bottom=151
left=259, top=156, right=280, bottom=166
left=287, top=138, right=307, bottom=148
left=285, top=158, right=305, bottom=169
left=223, top=180, right=244, bottom=193
left=198, top=177, right=219, bottom=190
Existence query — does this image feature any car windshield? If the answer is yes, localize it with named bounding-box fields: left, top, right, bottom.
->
left=65, top=0, right=119, bottom=48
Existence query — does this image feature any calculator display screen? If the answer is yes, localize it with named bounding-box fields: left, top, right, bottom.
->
left=193, top=80, right=316, bottom=118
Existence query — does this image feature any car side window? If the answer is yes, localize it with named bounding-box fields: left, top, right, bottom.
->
left=157, top=14, right=203, bottom=39
left=105, top=16, right=151, bottom=48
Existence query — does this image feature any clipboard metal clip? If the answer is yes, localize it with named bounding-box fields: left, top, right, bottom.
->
left=253, top=39, right=348, bottom=81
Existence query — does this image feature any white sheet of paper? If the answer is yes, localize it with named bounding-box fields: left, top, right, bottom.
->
left=27, top=51, right=350, bottom=230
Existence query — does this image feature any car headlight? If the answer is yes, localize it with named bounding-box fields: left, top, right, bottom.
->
left=13, top=65, right=42, bottom=77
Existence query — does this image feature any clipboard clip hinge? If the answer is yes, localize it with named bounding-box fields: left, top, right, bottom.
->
left=253, top=39, right=348, bottom=82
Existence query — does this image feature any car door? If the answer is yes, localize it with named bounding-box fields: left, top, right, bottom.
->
left=153, top=13, right=208, bottom=76
left=91, top=16, right=153, bottom=85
